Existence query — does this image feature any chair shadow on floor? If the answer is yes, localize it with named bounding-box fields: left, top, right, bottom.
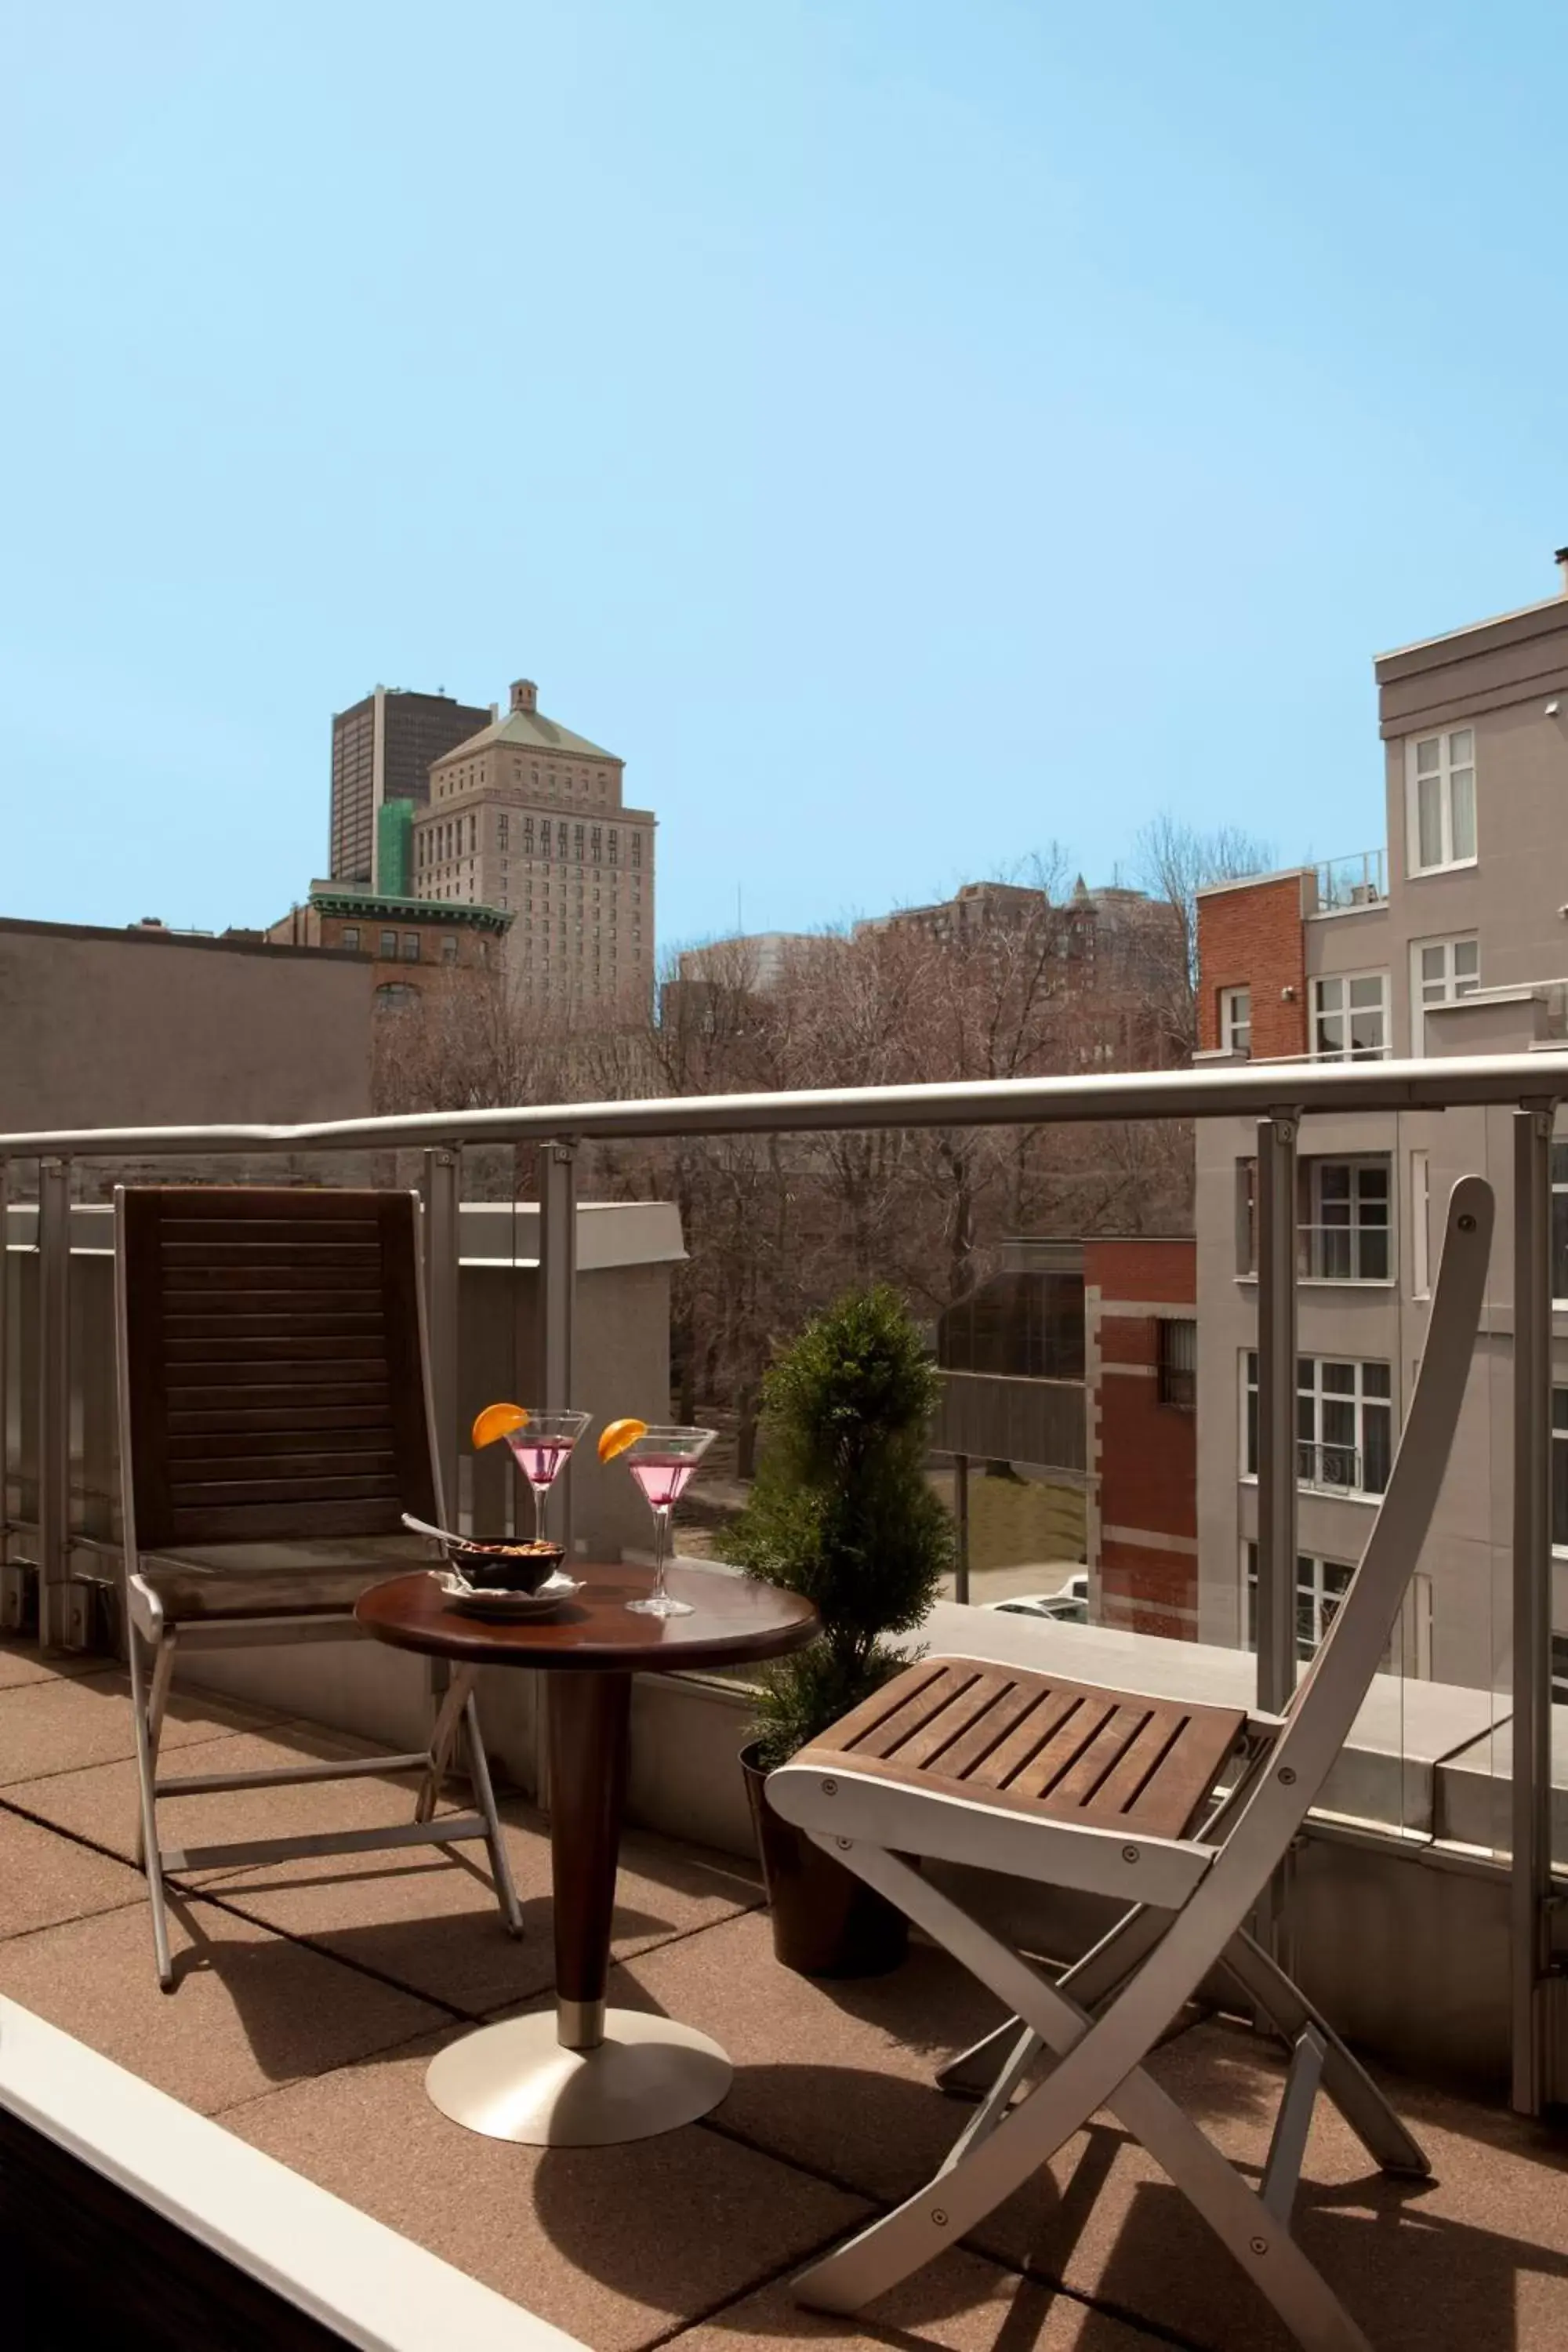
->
left=532, top=2050, right=1568, bottom=2352
left=156, top=1863, right=701, bottom=2045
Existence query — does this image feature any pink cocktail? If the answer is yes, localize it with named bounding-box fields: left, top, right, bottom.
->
left=503, top=1410, right=591, bottom=1546
left=620, top=1425, right=715, bottom=1617
left=627, top=1456, right=699, bottom=1512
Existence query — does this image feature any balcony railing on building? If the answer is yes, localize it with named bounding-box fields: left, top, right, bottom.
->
left=1298, top=1218, right=1390, bottom=1283
left=1312, top=846, right=1388, bottom=913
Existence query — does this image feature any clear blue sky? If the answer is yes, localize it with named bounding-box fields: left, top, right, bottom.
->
left=3, top=2, right=1564, bottom=953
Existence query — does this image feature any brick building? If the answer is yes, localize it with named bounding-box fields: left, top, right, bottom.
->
left=1195, top=871, right=1309, bottom=1059
left=1083, top=1237, right=1198, bottom=1639
left=264, top=885, right=512, bottom=1014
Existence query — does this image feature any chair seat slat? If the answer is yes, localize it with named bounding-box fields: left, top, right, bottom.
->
left=844, top=1662, right=974, bottom=1759
left=804, top=1657, right=1247, bottom=1842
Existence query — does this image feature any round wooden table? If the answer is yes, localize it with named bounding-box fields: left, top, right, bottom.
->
left=355, top=1561, right=818, bottom=2147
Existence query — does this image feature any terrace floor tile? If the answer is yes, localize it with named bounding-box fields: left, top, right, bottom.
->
left=225, top=2018, right=869, bottom=2352
left=0, top=1893, right=443, bottom=2114
left=0, top=1664, right=274, bottom=1787
left=0, top=1802, right=144, bottom=1940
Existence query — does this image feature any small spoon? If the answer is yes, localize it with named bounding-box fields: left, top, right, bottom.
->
left=401, top=1512, right=469, bottom=1551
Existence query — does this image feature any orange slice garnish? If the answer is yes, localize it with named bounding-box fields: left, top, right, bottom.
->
left=471, top=1402, right=529, bottom=1449
left=597, top=1416, right=648, bottom=1464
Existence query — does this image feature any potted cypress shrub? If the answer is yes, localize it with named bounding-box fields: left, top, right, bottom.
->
left=729, top=1285, right=953, bottom=1976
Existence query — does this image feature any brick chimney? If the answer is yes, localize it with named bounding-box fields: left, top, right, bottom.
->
left=510, top=679, right=539, bottom=714
left=1555, top=547, right=1568, bottom=597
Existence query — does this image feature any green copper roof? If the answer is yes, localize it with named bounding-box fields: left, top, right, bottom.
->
left=307, top=886, right=513, bottom=935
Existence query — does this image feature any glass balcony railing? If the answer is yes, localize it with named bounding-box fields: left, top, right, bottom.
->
left=0, top=1044, right=1561, bottom=2106
left=1313, top=846, right=1388, bottom=911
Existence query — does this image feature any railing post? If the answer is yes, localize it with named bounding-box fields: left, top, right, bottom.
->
left=38, top=1158, right=85, bottom=1651
left=1512, top=1101, right=1555, bottom=2114
left=420, top=1146, right=462, bottom=1527
left=539, top=1139, right=578, bottom=1559
left=953, top=1454, right=971, bottom=1605
left=1256, top=1113, right=1300, bottom=1716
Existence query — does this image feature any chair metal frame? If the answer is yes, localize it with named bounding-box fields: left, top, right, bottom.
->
left=114, top=1184, right=523, bottom=1989
left=769, top=1175, right=1494, bottom=2352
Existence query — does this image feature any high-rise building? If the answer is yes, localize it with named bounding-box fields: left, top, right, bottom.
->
left=412, top=678, right=655, bottom=1008
left=329, top=687, right=492, bottom=888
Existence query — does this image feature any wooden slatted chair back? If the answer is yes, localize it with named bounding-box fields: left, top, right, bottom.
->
left=117, top=1186, right=439, bottom=1551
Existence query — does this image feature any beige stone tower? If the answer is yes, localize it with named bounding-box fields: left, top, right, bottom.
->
left=411, top=679, right=655, bottom=1008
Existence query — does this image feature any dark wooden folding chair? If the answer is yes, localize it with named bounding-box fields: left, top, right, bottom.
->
left=115, top=1184, right=521, bottom=1987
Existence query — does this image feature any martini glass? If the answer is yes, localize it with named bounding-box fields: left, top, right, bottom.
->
left=503, top=1410, right=592, bottom=1547
left=622, top=1425, right=716, bottom=1617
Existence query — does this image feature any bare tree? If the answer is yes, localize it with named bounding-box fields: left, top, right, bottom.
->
left=371, top=829, right=1229, bottom=1426
left=1133, top=815, right=1273, bottom=1054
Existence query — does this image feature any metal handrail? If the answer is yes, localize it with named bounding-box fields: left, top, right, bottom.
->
left=1, top=1045, right=1566, bottom=1159
left=1296, top=1438, right=1367, bottom=1493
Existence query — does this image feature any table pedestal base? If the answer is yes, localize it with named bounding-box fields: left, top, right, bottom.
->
left=424, top=2009, right=733, bottom=2146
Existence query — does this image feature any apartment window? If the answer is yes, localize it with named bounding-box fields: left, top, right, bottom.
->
left=1311, top=972, right=1388, bottom=1061
left=609, top=829, right=619, bottom=862
left=1553, top=1391, right=1568, bottom=1552
left=401, top=932, right=420, bottom=962
left=1234, top=1159, right=1258, bottom=1276
left=1304, top=1158, right=1390, bottom=1282
left=340, top=926, right=360, bottom=952
left=1407, top=728, right=1476, bottom=873
left=1547, top=1142, right=1568, bottom=1306
left=557, top=822, right=568, bottom=855
left=1243, top=1352, right=1392, bottom=1495
left=631, top=833, right=642, bottom=868
left=1245, top=1543, right=1356, bottom=1661
left=1156, top=1316, right=1197, bottom=1408
left=1411, top=935, right=1479, bottom=1053
left=374, top=982, right=417, bottom=1011
left=523, top=818, right=534, bottom=853
left=499, top=816, right=509, bottom=849
left=591, top=826, right=601, bottom=861
left=1411, top=1150, right=1431, bottom=1298
left=1219, top=985, right=1251, bottom=1055
left=573, top=824, right=585, bottom=860
left=378, top=929, right=397, bottom=959
left=441, top=936, right=458, bottom=965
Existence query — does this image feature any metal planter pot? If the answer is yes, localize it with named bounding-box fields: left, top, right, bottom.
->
left=739, top=1740, right=909, bottom=1979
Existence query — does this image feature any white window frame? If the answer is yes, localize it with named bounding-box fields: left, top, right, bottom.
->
left=1410, top=1150, right=1431, bottom=1299
left=1243, top=1351, right=1394, bottom=1497
left=1406, top=728, right=1477, bottom=876
left=1552, top=1388, right=1568, bottom=1556
left=1310, top=971, right=1389, bottom=1062
left=1410, top=934, right=1479, bottom=1055
left=1220, top=985, right=1251, bottom=1055
left=1243, top=1542, right=1357, bottom=1661
left=1302, top=1156, right=1392, bottom=1283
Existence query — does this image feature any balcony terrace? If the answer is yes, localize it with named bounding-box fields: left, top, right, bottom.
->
left=7, top=1627, right=1568, bottom=2351
left=5, top=1051, right=1568, bottom=2349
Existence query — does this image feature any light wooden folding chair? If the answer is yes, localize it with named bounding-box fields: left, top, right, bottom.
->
left=768, top=1175, right=1493, bottom=2352
left=115, top=1185, right=522, bottom=1989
